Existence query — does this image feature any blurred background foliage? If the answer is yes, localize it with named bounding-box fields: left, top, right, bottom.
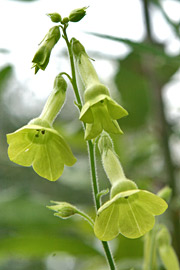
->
left=0, top=0, right=180, bottom=269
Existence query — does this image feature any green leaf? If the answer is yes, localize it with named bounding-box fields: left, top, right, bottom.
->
left=88, top=33, right=180, bottom=64
left=94, top=190, right=167, bottom=241
left=7, top=124, right=76, bottom=181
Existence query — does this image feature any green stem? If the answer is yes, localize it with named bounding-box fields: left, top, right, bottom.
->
left=76, top=210, right=94, bottom=227
left=62, top=24, right=82, bottom=109
left=88, top=140, right=100, bottom=210
left=62, top=24, right=116, bottom=270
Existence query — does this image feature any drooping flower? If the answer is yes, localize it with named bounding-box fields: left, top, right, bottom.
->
left=32, top=26, right=60, bottom=74
left=7, top=74, right=76, bottom=181
left=94, top=133, right=168, bottom=240
left=94, top=187, right=167, bottom=240
left=72, top=38, right=128, bottom=140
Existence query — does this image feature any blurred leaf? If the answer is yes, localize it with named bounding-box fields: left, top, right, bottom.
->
left=114, top=49, right=179, bottom=129
left=0, top=194, right=99, bottom=259
left=88, top=33, right=180, bottom=63
left=0, top=65, right=13, bottom=96
left=115, top=52, right=151, bottom=129
left=88, top=32, right=180, bottom=64
left=0, top=48, right=9, bottom=53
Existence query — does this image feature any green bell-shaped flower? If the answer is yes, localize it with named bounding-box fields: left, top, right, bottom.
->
left=80, top=83, right=128, bottom=140
left=7, top=122, right=76, bottom=181
left=94, top=133, right=168, bottom=240
left=7, top=75, right=76, bottom=181
left=94, top=184, right=167, bottom=241
left=72, top=38, right=128, bottom=140
left=32, top=26, right=60, bottom=74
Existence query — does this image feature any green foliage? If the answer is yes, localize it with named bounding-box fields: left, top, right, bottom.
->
left=0, top=65, right=13, bottom=96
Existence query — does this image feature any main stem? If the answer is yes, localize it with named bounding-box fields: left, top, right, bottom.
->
left=62, top=24, right=116, bottom=270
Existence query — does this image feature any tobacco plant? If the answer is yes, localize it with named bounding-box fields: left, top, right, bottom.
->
left=6, top=7, right=179, bottom=270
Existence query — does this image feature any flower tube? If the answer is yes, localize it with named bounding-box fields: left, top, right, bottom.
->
left=7, top=75, right=76, bottom=181
left=72, top=38, right=128, bottom=140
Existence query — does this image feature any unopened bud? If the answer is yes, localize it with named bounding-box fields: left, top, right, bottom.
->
left=47, top=201, right=78, bottom=219
left=62, top=17, right=69, bottom=24
left=32, top=26, right=60, bottom=73
left=69, top=7, right=88, bottom=22
left=47, top=13, right=62, bottom=23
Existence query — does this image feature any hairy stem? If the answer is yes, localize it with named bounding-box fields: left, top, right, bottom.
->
left=62, top=24, right=116, bottom=270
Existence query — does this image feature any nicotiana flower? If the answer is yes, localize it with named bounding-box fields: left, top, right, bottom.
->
left=94, top=186, right=168, bottom=241
left=94, top=133, right=168, bottom=240
left=72, top=38, right=128, bottom=140
left=7, top=75, right=76, bottom=181
left=32, top=26, right=60, bottom=74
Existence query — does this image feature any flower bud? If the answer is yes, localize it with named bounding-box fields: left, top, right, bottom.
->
left=69, top=7, right=88, bottom=22
left=32, top=26, right=60, bottom=73
left=47, top=201, right=78, bottom=219
left=62, top=17, right=69, bottom=24
left=47, top=13, right=62, bottom=23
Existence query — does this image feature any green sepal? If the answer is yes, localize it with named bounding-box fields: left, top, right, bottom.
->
left=7, top=124, right=76, bottom=181
left=96, top=188, right=109, bottom=201
left=94, top=190, right=167, bottom=241
left=158, top=245, right=180, bottom=270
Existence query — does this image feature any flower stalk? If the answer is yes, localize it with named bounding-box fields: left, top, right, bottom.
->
left=62, top=24, right=116, bottom=270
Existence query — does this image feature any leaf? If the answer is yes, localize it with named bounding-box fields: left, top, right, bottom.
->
left=94, top=190, right=167, bottom=241
left=7, top=124, right=76, bottom=181
left=0, top=65, right=13, bottom=96
left=88, top=33, right=180, bottom=64
left=115, top=52, right=151, bottom=128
